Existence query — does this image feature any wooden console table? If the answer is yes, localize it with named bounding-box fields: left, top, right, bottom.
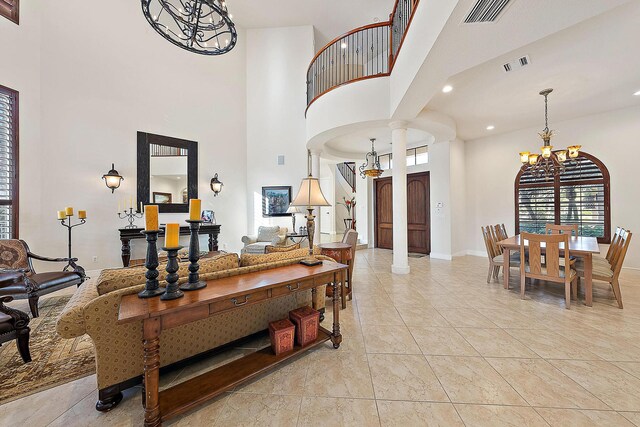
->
left=118, top=261, right=346, bottom=427
left=119, top=224, right=221, bottom=267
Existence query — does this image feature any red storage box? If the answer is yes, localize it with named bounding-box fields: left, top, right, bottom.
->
left=268, top=318, right=295, bottom=355
left=289, top=306, right=320, bottom=346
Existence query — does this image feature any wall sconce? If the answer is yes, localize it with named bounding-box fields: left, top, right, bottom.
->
left=102, top=163, right=124, bottom=193
left=210, top=173, right=223, bottom=196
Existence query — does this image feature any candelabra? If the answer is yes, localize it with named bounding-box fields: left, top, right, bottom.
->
left=58, top=214, right=87, bottom=271
left=118, top=207, right=143, bottom=229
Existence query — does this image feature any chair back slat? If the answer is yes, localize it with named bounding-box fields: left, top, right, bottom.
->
left=545, top=223, right=579, bottom=236
left=612, top=229, right=632, bottom=277
left=493, top=224, right=508, bottom=241
left=482, top=226, right=498, bottom=258
left=609, top=227, right=628, bottom=268
left=521, top=232, right=568, bottom=280
left=606, top=226, right=622, bottom=262
left=500, top=224, right=508, bottom=240
left=489, top=226, right=503, bottom=255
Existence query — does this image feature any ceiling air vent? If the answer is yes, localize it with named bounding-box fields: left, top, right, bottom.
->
left=464, top=0, right=512, bottom=23
left=503, top=55, right=530, bottom=73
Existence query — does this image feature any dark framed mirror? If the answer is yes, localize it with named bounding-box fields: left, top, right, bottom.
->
left=137, top=131, right=198, bottom=213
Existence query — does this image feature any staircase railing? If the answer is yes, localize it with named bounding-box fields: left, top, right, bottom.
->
left=306, top=0, right=420, bottom=113
left=337, top=162, right=357, bottom=193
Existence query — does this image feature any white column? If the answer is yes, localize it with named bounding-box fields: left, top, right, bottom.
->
left=390, top=121, right=410, bottom=274
left=311, top=150, right=322, bottom=241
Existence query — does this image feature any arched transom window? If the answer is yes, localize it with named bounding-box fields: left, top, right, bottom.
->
left=515, top=152, right=611, bottom=243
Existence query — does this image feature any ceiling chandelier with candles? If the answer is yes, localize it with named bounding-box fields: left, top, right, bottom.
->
left=141, top=0, right=237, bottom=55
left=359, top=138, right=384, bottom=178
left=519, top=88, right=581, bottom=179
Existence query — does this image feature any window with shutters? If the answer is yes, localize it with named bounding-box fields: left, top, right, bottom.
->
left=0, top=85, right=18, bottom=239
left=515, top=152, right=610, bottom=243
left=0, top=0, right=19, bottom=24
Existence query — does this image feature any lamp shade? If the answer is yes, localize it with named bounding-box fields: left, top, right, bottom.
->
left=286, top=205, right=302, bottom=214
left=291, top=177, right=331, bottom=207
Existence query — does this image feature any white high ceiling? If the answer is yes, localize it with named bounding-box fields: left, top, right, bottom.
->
left=427, top=2, right=640, bottom=141
left=229, top=0, right=392, bottom=49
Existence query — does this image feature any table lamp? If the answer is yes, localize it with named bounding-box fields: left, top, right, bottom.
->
left=286, top=204, right=302, bottom=232
left=291, top=150, right=331, bottom=266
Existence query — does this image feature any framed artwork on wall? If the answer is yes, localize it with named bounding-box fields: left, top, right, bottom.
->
left=262, top=186, right=292, bottom=217
left=153, top=192, right=173, bottom=204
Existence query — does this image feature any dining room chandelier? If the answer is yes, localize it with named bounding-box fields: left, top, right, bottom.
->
left=141, top=0, right=237, bottom=55
left=518, top=88, right=581, bottom=179
left=359, top=138, right=384, bottom=178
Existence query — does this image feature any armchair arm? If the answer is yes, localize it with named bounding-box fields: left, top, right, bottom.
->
left=0, top=296, right=30, bottom=330
left=28, top=252, right=78, bottom=263
left=271, top=235, right=286, bottom=246
left=0, top=269, right=38, bottom=294
left=242, top=235, right=258, bottom=245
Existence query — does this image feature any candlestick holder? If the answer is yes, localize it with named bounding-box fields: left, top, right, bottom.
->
left=180, top=220, right=207, bottom=291
left=138, top=230, right=165, bottom=298
left=160, top=246, right=184, bottom=301
left=118, top=207, right=144, bottom=229
left=58, top=215, right=87, bottom=271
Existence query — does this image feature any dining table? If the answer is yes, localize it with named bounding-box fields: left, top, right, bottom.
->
left=498, top=235, right=600, bottom=306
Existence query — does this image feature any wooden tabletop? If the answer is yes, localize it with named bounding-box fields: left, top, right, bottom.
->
left=317, top=242, right=351, bottom=250
left=118, top=261, right=347, bottom=324
left=498, top=235, right=600, bottom=254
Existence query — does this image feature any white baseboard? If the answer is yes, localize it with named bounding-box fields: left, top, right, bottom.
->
left=392, top=264, right=411, bottom=274
left=466, top=250, right=486, bottom=257
left=430, top=253, right=452, bottom=261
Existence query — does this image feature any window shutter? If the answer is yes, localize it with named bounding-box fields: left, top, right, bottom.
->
left=0, top=0, right=19, bottom=24
left=0, top=86, right=18, bottom=239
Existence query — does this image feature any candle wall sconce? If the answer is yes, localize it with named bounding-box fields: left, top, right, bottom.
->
left=102, top=163, right=124, bottom=193
left=210, top=173, right=223, bottom=197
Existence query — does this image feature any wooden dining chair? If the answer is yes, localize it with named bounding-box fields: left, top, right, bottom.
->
left=545, top=223, right=579, bottom=236
left=576, top=228, right=632, bottom=309
left=519, top=232, right=578, bottom=309
left=482, top=226, right=519, bottom=283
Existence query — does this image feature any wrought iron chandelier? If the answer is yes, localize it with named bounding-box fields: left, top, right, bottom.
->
left=141, top=0, right=237, bottom=55
left=519, top=88, right=581, bottom=179
left=359, top=138, right=384, bottom=178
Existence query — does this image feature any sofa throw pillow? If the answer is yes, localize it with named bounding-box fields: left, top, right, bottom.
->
left=265, top=243, right=301, bottom=253
left=257, top=226, right=280, bottom=242
left=240, top=247, right=321, bottom=267
left=97, top=252, right=239, bottom=295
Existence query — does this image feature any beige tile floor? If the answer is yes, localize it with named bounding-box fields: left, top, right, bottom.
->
left=2, top=249, right=640, bottom=426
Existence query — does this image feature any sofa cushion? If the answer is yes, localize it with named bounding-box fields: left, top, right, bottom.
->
left=97, top=252, right=239, bottom=295
left=257, top=226, right=280, bottom=243
left=240, top=247, right=320, bottom=267
left=265, top=243, right=300, bottom=253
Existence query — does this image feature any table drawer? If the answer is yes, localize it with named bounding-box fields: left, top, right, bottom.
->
left=314, top=272, right=336, bottom=286
left=210, top=290, right=269, bottom=314
left=272, top=278, right=315, bottom=298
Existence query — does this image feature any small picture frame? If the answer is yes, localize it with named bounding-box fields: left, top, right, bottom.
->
left=262, top=186, right=292, bottom=217
left=152, top=192, right=172, bottom=204
left=201, top=210, right=214, bottom=223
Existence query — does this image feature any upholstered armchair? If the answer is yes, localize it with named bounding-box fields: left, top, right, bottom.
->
left=241, top=226, right=288, bottom=254
left=0, top=295, right=31, bottom=363
left=0, top=240, right=86, bottom=317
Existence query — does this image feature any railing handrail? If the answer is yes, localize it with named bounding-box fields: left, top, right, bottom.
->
left=306, top=0, right=420, bottom=112
left=306, top=21, right=391, bottom=75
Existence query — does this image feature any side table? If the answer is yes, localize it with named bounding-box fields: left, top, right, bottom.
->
left=317, top=242, right=353, bottom=309
left=286, top=233, right=308, bottom=245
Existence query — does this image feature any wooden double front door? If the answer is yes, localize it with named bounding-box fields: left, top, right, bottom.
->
left=375, top=172, right=430, bottom=254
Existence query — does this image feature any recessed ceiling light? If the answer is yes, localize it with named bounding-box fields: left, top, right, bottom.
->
left=442, top=85, right=453, bottom=93
left=486, top=125, right=495, bottom=130
left=634, top=90, right=640, bottom=96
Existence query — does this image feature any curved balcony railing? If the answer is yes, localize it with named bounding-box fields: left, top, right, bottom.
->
left=306, top=0, right=420, bottom=112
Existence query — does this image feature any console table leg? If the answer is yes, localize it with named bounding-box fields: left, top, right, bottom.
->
left=121, top=238, right=131, bottom=267
left=143, top=317, right=161, bottom=427
left=208, top=233, right=219, bottom=252
left=330, top=274, right=342, bottom=349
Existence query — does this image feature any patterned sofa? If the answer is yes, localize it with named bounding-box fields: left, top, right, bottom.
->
left=56, top=248, right=327, bottom=411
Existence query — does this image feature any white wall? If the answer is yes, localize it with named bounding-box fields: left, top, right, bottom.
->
left=246, top=26, right=315, bottom=235
left=465, top=105, right=640, bottom=268
left=5, top=1, right=248, bottom=269
left=0, top=3, right=42, bottom=252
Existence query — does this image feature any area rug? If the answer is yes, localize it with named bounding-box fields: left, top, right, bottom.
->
left=0, top=295, right=95, bottom=404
